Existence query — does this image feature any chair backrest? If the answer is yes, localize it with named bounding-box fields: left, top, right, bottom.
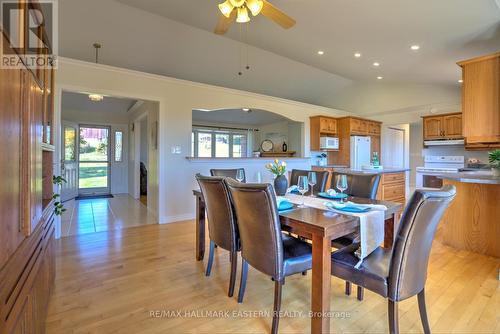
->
left=225, top=178, right=284, bottom=280
left=331, top=172, right=381, bottom=199
left=290, top=169, right=329, bottom=195
left=195, top=174, right=239, bottom=252
left=388, top=185, right=456, bottom=301
left=210, top=168, right=246, bottom=182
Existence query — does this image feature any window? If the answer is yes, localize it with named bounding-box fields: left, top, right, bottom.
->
left=64, top=126, right=76, bottom=161
left=191, top=127, right=248, bottom=158
left=115, top=131, right=123, bottom=162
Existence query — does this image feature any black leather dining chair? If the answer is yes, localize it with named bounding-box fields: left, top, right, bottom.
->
left=330, top=186, right=456, bottom=334
left=290, top=169, right=329, bottom=195
left=225, top=178, right=312, bottom=334
left=195, top=174, right=240, bottom=297
left=210, top=168, right=246, bottom=182
left=330, top=172, right=382, bottom=300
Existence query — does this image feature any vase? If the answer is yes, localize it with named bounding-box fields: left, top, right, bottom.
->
left=274, top=175, right=288, bottom=196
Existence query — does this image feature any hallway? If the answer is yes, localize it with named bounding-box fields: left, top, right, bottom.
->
left=60, top=194, right=157, bottom=237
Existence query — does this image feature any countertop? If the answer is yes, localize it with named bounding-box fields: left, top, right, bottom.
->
left=437, top=171, right=500, bottom=185
left=329, top=168, right=410, bottom=175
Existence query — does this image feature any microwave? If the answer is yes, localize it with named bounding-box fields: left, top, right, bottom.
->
left=320, top=137, right=339, bottom=150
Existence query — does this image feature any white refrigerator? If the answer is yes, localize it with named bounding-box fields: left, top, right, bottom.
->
left=350, top=136, right=371, bottom=170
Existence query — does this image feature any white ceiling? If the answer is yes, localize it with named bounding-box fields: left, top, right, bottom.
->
left=116, top=0, right=500, bottom=85
left=58, top=0, right=499, bottom=113
left=62, top=91, right=138, bottom=114
left=192, top=108, right=290, bottom=126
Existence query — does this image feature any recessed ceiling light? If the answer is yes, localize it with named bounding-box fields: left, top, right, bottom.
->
left=373, top=62, right=380, bottom=67
left=317, top=50, right=324, bottom=55
left=458, top=79, right=463, bottom=83
left=377, top=76, right=383, bottom=80
left=242, top=108, right=251, bottom=112
left=410, top=45, right=420, bottom=51
left=354, top=52, right=362, bottom=58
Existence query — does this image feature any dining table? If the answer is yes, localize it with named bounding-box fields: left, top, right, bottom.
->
left=192, top=189, right=403, bottom=333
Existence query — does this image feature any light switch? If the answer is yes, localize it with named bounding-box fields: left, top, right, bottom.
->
left=171, top=146, right=182, bottom=154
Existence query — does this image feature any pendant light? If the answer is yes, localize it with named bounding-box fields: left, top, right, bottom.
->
left=218, top=0, right=233, bottom=18
left=89, top=43, right=104, bottom=102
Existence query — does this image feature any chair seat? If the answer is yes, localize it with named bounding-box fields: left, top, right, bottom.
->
left=331, top=232, right=359, bottom=249
left=331, top=246, right=391, bottom=297
left=282, top=234, right=313, bottom=277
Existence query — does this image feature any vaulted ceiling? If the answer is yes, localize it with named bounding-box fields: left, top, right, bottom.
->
left=58, top=0, right=500, bottom=113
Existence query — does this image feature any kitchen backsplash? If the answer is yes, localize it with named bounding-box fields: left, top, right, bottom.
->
left=422, top=146, right=490, bottom=164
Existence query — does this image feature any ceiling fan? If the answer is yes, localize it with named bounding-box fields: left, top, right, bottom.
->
left=215, top=0, right=296, bottom=35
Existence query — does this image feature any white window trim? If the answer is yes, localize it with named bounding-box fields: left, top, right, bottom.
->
left=191, top=127, right=249, bottom=158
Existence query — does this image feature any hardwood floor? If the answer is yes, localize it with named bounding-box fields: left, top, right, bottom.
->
left=46, top=221, right=500, bottom=333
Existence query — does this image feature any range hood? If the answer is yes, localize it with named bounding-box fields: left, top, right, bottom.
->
left=424, top=139, right=465, bottom=146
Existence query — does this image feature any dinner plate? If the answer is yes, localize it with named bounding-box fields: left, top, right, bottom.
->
left=260, top=139, right=274, bottom=152
left=317, top=192, right=348, bottom=199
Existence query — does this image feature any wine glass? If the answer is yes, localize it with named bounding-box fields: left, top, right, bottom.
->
left=236, top=169, right=245, bottom=182
left=336, top=175, right=348, bottom=202
left=297, top=176, right=309, bottom=208
left=308, top=172, right=317, bottom=197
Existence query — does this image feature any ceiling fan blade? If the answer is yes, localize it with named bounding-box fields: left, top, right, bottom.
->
left=214, top=11, right=236, bottom=35
left=261, top=0, right=296, bottom=29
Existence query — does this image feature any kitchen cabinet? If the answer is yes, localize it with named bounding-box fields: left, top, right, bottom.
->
left=326, top=117, right=382, bottom=166
left=376, top=172, right=406, bottom=204
left=310, top=116, right=338, bottom=151
left=458, top=52, right=500, bottom=148
left=422, top=113, right=463, bottom=141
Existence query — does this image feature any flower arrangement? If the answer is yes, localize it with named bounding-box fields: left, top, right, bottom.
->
left=265, top=159, right=287, bottom=176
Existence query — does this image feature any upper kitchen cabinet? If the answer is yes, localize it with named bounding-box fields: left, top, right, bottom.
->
left=310, top=116, right=338, bottom=150
left=458, top=52, right=500, bottom=149
left=422, top=113, right=463, bottom=141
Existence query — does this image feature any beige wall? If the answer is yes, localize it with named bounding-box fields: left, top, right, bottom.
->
left=55, top=58, right=350, bottom=222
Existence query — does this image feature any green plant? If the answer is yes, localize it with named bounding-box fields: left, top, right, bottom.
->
left=265, top=159, right=287, bottom=177
left=52, top=176, right=67, bottom=216
left=488, top=149, right=500, bottom=169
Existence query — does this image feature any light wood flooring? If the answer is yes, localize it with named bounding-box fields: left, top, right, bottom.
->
left=46, top=221, right=500, bottom=333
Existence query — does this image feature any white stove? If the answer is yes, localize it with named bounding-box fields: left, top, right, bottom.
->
left=416, top=156, right=464, bottom=188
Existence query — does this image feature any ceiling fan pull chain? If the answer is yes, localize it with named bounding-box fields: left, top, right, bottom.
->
left=238, top=23, right=243, bottom=75
left=245, top=22, right=250, bottom=70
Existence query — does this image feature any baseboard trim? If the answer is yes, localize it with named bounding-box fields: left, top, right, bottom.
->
left=160, top=213, right=195, bottom=224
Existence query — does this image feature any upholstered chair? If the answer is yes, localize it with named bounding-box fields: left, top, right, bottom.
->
left=195, top=174, right=240, bottom=297
left=210, top=168, right=246, bottom=182
left=331, top=186, right=456, bottom=334
left=225, top=178, right=313, bottom=334
left=289, top=169, right=329, bottom=195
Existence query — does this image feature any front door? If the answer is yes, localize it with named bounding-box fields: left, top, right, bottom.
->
left=78, top=125, right=111, bottom=196
left=60, top=121, right=79, bottom=201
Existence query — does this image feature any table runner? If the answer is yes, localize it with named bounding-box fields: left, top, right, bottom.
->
left=283, top=194, right=386, bottom=268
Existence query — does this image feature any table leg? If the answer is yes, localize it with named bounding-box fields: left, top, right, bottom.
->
left=311, top=234, right=331, bottom=333
left=384, top=214, right=395, bottom=248
left=195, top=195, right=206, bottom=261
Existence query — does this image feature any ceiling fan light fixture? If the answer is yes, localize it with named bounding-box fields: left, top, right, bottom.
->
left=218, top=0, right=234, bottom=18
left=246, top=0, right=263, bottom=16
left=230, top=0, right=245, bottom=7
left=236, top=6, right=250, bottom=23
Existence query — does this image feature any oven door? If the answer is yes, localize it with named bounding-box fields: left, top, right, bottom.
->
left=421, top=174, right=443, bottom=189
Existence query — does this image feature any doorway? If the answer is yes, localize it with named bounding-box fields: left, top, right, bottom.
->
left=78, top=125, right=111, bottom=196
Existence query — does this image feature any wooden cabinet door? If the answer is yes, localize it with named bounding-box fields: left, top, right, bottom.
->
left=0, top=33, right=27, bottom=268
left=461, top=56, right=500, bottom=144
left=319, top=117, right=329, bottom=132
left=368, top=122, right=381, bottom=135
left=443, top=114, right=463, bottom=138
left=423, top=117, right=443, bottom=139
left=327, top=118, right=337, bottom=134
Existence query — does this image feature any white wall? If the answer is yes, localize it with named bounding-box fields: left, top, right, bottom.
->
left=54, top=57, right=351, bottom=223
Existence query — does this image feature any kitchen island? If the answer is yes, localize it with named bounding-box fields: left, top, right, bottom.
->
left=439, top=172, right=500, bottom=258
